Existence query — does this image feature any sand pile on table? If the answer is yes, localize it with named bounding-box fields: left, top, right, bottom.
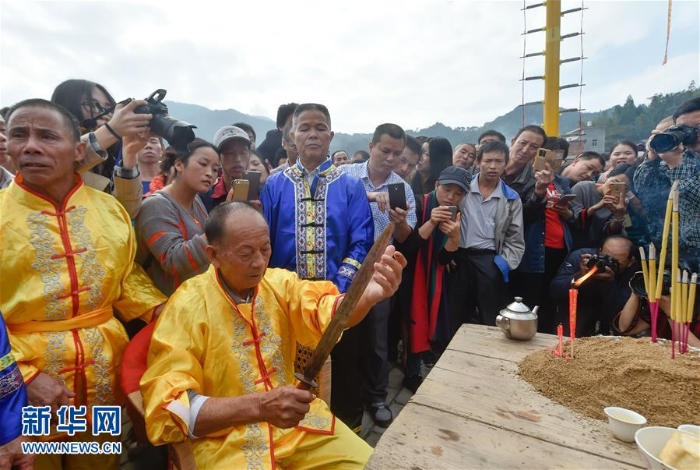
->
left=518, top=336, right=699, bottom=427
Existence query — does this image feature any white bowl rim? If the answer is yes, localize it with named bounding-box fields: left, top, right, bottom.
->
left=604, top=406, right=648, bottom=425
left=635, top=427, right=698, bottom=470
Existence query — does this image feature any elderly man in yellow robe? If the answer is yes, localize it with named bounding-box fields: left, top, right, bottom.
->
left=0, top=99, right=166, bottom=469
left=140, top=202, right=406, bottom=469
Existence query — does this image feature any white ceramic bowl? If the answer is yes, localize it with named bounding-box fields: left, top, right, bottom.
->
left=604, top=406, right=647, bottom=442
left=677, top=424, right=700, bottom=438
left=634, top=426, right=695, bottom=470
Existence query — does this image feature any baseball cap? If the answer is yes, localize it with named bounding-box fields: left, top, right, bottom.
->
left=437, top=166, right=471, bottom=192
left=214, top=126, right=251, bottom=150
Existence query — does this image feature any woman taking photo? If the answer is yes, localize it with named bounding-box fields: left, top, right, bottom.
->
left=51, top=79, right=152, bottom=217
left=570, top=163, right=634, bottom=249
left=135, top=138, right=220, bottom=296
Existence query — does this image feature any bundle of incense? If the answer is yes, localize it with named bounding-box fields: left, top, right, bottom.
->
left=671, top=188, right=679, bottom=359
left=681, top=271, right=688, bottom=354
left=639, top=244, right=660, bottom=342
left=687, top=274, right=697, bottom=354
left=648, top=244, right=658, bottom=342
left=655, top=181, right=678, bottom=301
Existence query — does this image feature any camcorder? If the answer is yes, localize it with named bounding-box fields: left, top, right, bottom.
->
left=134, top=89, right=196, bottom=154
left=586, top=253, right=620, bottom=273
left=649, top=125, right=699, bottom=154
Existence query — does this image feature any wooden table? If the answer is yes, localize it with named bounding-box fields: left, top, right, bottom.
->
left=367, top=324, right=645, bottom=469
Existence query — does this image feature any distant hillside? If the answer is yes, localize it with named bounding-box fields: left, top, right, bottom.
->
left=165, top=83, right=698, bottom=158
left=164, top=101, right=276, bottom=145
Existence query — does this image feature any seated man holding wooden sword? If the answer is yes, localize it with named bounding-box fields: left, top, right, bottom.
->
left=140, top=202, right=405, bottom=469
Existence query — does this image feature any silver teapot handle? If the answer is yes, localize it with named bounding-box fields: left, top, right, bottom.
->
left=496, top=314, right=510, bottom=332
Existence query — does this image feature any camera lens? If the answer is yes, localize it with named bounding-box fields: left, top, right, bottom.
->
left=650, top=133, right=680, bottom=154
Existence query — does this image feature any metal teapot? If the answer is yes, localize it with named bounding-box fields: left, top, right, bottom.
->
left=495, top=297, right=539, bottom=341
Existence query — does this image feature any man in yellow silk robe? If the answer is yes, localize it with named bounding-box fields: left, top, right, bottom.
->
left=0, top=99, right=166, bottom=469
left=141, top=202, right=406, bottom=469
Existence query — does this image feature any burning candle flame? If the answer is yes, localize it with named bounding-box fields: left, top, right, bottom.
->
left=573, top=265, right=598, bottom=288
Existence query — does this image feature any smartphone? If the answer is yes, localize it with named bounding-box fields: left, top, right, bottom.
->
left=609, top=181, right=626, bottom=198
left=554, top=194, right=576, bottom=206
left=243, top=171, right=261, bottom=200
left=232, top=179, right=250, bottom=201
left=447, top=206, right=458, bottom=221
left=533, top=154, right=547, bottom=171
left=388, top=183, right=407, bottom=210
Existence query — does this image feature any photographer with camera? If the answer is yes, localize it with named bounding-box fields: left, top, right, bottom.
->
left=550, top=235, right=638, bottom=337
left=633, top=98, right=700, bottom=268
left=51, top=79, right=151, bottom=217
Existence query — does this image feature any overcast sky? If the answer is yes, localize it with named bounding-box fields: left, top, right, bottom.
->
left=1, top=0, right=698, bottom=133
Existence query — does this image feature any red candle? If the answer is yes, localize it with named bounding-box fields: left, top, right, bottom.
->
left=556, top=324, right=564, bottom=357
left=569, top=285, right=578, bottom=358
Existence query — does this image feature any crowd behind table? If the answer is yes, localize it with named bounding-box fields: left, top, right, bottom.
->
left=0, top=79, right=699, bottom=469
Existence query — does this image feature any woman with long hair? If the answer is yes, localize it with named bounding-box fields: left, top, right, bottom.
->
left=410, top=137, right=453, bottom=197
left=51, top=79, right=152, bottom=217
left=135, top=138, right=220, bottom=296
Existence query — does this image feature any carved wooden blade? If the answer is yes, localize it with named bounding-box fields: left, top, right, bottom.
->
left=296, top=223, right=395, bottom=390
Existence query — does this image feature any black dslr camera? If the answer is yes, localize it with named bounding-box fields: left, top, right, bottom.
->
left=134, top=90, right=196, bottom=154
left=649, top=125, right=699, bottom=154
left=586, top=253, right=620, bottom=273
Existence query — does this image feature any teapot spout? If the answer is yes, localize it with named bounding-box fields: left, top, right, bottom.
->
left=532, top=306, right=540, bottom=315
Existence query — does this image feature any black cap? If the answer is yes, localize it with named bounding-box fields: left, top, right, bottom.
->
left=437, top=166, right=471, bottom=192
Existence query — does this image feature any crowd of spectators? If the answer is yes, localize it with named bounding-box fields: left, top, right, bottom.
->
left=1, top=82, right=699, bottom=469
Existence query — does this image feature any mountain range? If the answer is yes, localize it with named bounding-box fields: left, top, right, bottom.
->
left=164, top=87, right=697, bottom=157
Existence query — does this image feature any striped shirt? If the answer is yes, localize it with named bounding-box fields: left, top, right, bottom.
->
left=339, top=161, right=417, bottom=241
left=135, top=191, right=209, bottom=296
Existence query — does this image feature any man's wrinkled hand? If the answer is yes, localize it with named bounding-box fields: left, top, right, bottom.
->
left=26, top=372, right=75, bottom=416
left=363, top=245, right=407, bottom=304
left=0, top=435, right=35, bottom=470
left=259, top=386, right=315, bottom=429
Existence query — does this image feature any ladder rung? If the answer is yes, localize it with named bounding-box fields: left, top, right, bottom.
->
left=522, top=2, right=545, bottom=10
left=561, top=32, right=583, bottom=40
left=523, top=27, right=545, bottom=35
left=520, top=76, right=545, bottom=81
left=560, top=83, right=586, bottom=90
left=520, top=100, right=544, bottom=106
left=521, top=51, right=545, bottom=58
left=561, top=7, right=585, bottom=15
left=560, top=56, right=585, bottom=64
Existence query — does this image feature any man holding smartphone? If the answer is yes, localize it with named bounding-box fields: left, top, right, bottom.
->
left=202, top=125, right=252, bottom=211
left=339, top=123, right=416, bottom=427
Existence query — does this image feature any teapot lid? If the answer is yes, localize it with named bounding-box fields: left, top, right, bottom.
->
left=505, top=297, right=532, bottom=313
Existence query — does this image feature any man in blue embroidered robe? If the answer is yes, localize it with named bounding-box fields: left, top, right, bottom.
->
left=261, top=103, right=374, bottom=431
